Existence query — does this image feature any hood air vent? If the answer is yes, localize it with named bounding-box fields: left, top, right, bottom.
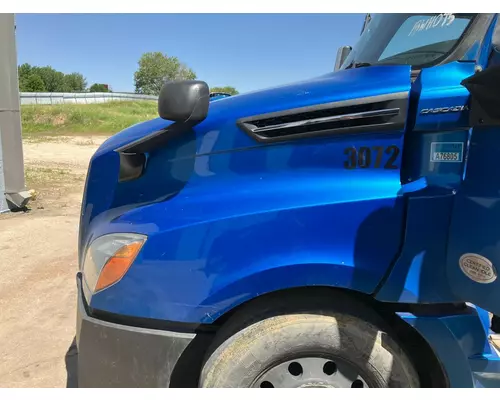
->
left=237, top=92, right=408, bottom=143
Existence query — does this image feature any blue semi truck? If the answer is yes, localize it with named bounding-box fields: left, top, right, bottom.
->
left=76, top=13, right=500, bottom=387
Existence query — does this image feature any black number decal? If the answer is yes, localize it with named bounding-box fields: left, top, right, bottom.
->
left=343, top=145, right=400, bottom=170
left=372, top=146, right=384, bottom=168
left=358, top=147, right=371, bottom=168
left=344, top=147, right=357, bottom=169
left=384, top=145, right=400, bottom=170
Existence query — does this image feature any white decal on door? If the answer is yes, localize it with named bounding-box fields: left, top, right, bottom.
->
left=409, top=14, right=456, bottom=36
left=430, top=142, right=463, bottom=163
left=459, top=253, right=497, bottom=284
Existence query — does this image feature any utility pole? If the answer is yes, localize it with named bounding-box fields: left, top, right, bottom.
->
left=0, top=13, right=31, bottom=212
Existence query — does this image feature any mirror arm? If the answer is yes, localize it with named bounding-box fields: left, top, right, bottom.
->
left=114, top=122, right=190, bottom=155
left=462, top=65, right=500, bottom=127
left=335, top=46, right=352, bottom=72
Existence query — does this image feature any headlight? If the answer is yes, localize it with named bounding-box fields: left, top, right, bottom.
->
left=81, top=233, right=146, bottom=301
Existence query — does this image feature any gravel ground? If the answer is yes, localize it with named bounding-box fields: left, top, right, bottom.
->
left=0, top=136, right=105, bottom=388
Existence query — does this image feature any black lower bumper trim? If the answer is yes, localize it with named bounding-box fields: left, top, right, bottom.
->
left=76, top=274, right=204, bottom=387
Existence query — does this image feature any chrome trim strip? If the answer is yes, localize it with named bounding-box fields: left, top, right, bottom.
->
left=249, top=108, right=400, bottom=133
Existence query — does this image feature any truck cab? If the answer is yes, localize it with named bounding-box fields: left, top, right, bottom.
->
left=76, top=13, right=500, bottom=388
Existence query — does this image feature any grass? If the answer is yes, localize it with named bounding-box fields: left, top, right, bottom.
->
left=21, top=101, right=158, bottom=138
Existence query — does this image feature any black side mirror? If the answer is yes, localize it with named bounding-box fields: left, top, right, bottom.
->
left=158, top=80, right=210, bottom=124
left=462, top=65, right=500, bottom=126
left=116, top=81, right=209, bottom=155
left=334, top=46, right=352, bottom=72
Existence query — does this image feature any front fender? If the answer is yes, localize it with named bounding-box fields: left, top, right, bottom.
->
left=90, top=259, right=380, bottom=324
left=194, top=262, right=382, bottom=323
left=89, top=186, right=403, bottom=324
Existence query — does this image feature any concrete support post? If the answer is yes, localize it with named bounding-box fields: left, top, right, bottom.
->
left=0, top=14, right=31, bottom=212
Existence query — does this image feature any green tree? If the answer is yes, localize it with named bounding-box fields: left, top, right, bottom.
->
left=18, top=63, right=32, bottom=77
left=24, top=74, right=46, bottom=92
left=32, top=66, right=66, bottom=92
left=211, top=86, right=239, bottom=95
left=63, top=72, right=87, bottom=92
left=18, top=63, right=89, bottom=93
left=18, top=63, right=33, bottom=91
left=89, top=83, right=111, bottom=92
left=134, top=52, right=197, bottom=95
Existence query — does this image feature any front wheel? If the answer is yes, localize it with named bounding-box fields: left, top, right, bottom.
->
left=200, top=312, right=419, bottom=388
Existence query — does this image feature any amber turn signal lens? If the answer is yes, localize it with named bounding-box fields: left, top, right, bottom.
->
left=94, top=241, right=144, bottom=292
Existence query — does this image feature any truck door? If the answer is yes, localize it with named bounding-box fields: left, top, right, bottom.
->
left=446, top=29, right=500, bottom=315
left=345, top=13, right=497, bottom=305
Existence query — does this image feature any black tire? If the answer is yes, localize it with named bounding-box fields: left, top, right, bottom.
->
left=200, top=292, right=420, bottom=388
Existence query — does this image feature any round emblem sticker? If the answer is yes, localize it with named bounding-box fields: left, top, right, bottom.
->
left=459, top=253, right=497, bottom=284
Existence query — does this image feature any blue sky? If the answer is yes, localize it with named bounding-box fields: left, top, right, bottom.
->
left=15, top=14, right=365, bottom=93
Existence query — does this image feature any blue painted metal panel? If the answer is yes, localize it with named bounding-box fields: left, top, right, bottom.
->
left=376, top=61, right=475, bottom=304
left=446, top=127, right=500, bottom=315
left=444, top=16, right=500, bottom=316
left=412, top=62, right=475, bottom=132
left=80, top=65, right=413, bottom=322
left=399, top=305, right=500, bottom=388
left=88, top=131, right=407, bottom=323
left=376, top=193, right=457, bottom=303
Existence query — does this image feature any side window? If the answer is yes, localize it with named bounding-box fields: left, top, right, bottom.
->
left=379, top=14, right=471, bottom=62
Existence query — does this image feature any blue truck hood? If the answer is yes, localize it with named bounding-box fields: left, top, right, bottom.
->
left=97, top=65, right=411, bottom=154
left=80, top=65, right=412, bottom=264
left=208, top=65, right=411, bottom=122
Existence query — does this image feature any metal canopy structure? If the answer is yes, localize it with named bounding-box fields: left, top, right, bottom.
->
left=0, top=13, right=30, bottom=212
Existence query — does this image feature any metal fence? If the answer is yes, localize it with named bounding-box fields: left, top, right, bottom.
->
left=20, top=92, right=158, bottom=105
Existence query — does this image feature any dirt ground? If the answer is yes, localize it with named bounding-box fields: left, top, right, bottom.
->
left=0, top=136, right=107, bottom=388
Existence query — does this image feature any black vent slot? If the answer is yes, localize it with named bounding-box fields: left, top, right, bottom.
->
left=251, top=101, right=379, bottom=129
left=237, top=92, right=408, bottom=143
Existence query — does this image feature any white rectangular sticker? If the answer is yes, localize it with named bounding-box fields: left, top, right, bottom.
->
left=430, top=142, right=463, bottom=163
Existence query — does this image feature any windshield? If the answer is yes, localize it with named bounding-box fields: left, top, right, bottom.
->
left=341, top=13, right=476, bottom=69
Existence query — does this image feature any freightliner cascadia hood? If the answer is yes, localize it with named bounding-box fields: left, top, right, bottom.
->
left=80, top=65, right=412, bottom=264
left=97, top=65, right=411, bottom=155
